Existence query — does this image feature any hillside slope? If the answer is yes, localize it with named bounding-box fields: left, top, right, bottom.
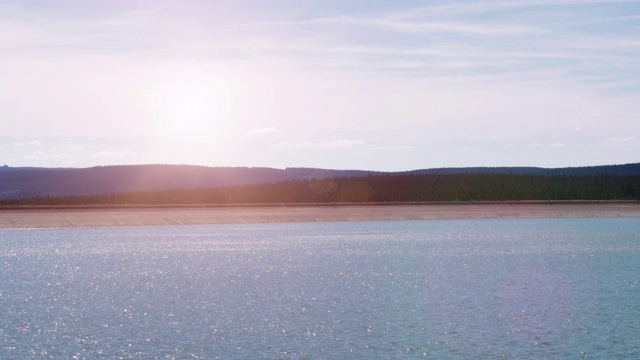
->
left=1, top=163, right=639, bottom=200
left=0, top=165, right=379, bottom=199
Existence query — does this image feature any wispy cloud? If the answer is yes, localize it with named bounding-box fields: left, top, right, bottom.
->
left=91, top=150, right=135, bottom=159
left=13, top=140, right=41, bottom=147
left=24, top=151, right=49, bottom=160
left=363, top=19, right=546, bottom=36
left=273, top=140, right=365, bottom=149
left=249, top=127, right=281, bottom=136
left=52, top=144, right=82, bottom=153
left=206, top=1, right=639, bottom=94
left=562, top=14, right=640, bottom=25
left=235, top=16, right=545, bottom=36
left=375, top=145, right=416, bottom=151
left=386, top=0, right=640, bottom=20
left=599, top=136, right=635, bottom=142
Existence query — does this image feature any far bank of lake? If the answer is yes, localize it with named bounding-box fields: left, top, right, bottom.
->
left=1, top=202, right=639, bottom=229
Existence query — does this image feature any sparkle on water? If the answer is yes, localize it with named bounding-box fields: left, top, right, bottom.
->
left=1, top=218, right=639, bottom=358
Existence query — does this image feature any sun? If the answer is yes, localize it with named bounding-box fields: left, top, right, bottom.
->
left=167, top=85, right=217, bottom=138
left=145, top=67, right=232, bottom=144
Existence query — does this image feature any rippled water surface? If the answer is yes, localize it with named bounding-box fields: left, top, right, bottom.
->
left=1, top=218, right=639, bottom=358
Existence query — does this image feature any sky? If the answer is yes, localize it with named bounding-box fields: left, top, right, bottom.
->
left=1, top=0, right=639, bottom=171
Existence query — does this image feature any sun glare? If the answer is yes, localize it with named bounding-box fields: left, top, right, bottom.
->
left=145, top=68, right=232, bottom=145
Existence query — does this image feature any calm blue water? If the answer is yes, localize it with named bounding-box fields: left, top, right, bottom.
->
left=1, top=218, right=639, bottom=359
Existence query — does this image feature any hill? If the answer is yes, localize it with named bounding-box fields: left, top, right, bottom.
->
left=1, top=162, right=639, bottom=200
left=0, top=164, right=381, bottom=200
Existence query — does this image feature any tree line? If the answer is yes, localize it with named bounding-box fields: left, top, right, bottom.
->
left=2, top=173, right=639, bottom=206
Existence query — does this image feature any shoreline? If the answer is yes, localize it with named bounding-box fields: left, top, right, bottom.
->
left=1, top=203, right=640, bottom=229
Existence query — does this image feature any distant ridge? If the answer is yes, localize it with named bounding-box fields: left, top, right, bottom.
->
left=1, top=162, right=639, bottom=200
left=408, top=163, right=640, bottom=176
left=0, top=164, right=380, bottom=199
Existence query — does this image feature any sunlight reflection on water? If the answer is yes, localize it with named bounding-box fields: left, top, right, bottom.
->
left=0, top=218, right=639, bottom=358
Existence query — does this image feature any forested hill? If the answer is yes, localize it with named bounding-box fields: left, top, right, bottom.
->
left=1, top=162, right=639, bottom=200
left=3, top=173, right=639, bottom=206
left=0, top=165, right=382, bottom=200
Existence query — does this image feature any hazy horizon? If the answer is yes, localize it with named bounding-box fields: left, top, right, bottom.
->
left=2, top=1, right=639, bottom=171
left=2, top=160, right=639, bottom=172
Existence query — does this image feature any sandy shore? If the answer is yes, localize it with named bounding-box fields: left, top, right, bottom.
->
left=1, top=203, right=639, bottom=229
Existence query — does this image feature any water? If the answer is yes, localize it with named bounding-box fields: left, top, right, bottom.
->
left=1, top=218, right=639, bottom=359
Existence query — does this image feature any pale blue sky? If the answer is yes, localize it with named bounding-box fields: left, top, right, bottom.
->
left=1, top=0, right=639, bottom=170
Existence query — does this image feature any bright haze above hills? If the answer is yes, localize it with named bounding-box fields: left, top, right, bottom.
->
left=1, top=0, right=639, bottom=171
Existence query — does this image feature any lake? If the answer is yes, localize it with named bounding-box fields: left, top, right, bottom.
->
left=1, top=218, right=639, bottom=358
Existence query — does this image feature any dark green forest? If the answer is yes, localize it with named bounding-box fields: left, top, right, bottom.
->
left=2, top=173, right=639, bottom=206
